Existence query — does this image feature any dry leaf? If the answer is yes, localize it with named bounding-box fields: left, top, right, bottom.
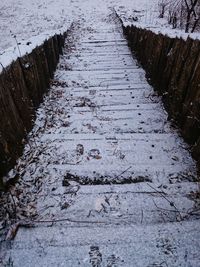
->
left=6, top=222, right=20, bottom=240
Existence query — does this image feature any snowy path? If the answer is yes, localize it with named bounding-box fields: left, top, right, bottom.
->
left=1, top=7, right=200, bottom=267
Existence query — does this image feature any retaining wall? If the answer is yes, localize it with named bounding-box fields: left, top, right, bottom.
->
left=123, top=24, right=200, bottom=170
left=0, top=32, right=66, bottom=181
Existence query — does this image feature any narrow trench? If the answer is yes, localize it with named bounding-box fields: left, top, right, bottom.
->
left=1, top=12, right=197, bottom=190
left=0, top=9, right=199, bottom=267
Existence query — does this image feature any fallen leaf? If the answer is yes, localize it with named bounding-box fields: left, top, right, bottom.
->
left=6, top=222, right=20, bottom=240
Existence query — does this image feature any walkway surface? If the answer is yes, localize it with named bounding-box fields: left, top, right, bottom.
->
left=1, top=5, right=200, bottom=267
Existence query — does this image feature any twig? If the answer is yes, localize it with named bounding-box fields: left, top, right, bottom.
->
left=13, top=34, right=22, bottom=58
left=0, top=62, right=5, bottom=71
left=147, top=183, right=183, bottom=220
left=141, top=209, right=144, bottom=224
left=65, top=160, right=82, bottom=165
left=116, top=166, right=132, bottom=180
left=9, top=191, right=17, bottom=219
left=147, top=183, right=167, bottom=196
left=5, top=217, right=106, bottom=241
left=152, top=199, right=167, bottom=223
left=29, top=217, right=105, bottom=225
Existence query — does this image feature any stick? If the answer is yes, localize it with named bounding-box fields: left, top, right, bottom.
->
left=147, top=183, right=183, bottom=220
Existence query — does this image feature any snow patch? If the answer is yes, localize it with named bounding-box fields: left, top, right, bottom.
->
left=0, top=27, right=69, bottom=73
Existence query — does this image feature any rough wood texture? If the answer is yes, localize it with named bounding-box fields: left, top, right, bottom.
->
left=123, top=24, right=200, bottom=169
left=0, top=33, right=66, bottom=180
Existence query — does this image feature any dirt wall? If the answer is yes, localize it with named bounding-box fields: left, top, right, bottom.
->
left=123, top=24, right=200, bottom=170
left=0, top=33, right=66, bottom=182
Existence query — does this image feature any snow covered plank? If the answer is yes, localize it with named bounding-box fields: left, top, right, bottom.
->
left=4, top=221, right=200, bottom=267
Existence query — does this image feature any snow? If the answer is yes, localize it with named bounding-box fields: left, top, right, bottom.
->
left=1, top=0, right=199, bottom=72
left=2, top=0, right=197, bottom=213
left=116, top=7, right=200, bottom=41
left=0, top=27, right=68, bottom=72
left=0, top=0, right=72, bottom=51
left=0, top=1, right=200, bottom=266
left=114, top=1, right=200, bottom=40
left=0, top=0, right=74, bottom=71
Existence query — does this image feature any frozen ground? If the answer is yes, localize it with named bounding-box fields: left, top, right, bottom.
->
left=0, top=0, right=159, bottom=72
left=0, top=0, right=159, bottom=53
left=1, top=0, right=199, bottom=60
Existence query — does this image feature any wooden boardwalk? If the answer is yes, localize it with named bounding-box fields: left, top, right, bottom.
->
left=1, top=9, right=200, bottom=267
